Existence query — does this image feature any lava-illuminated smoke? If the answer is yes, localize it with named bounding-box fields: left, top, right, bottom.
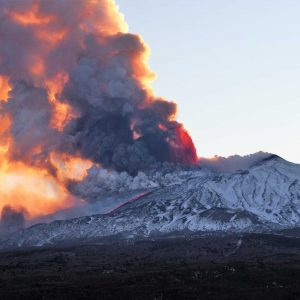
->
left=0, top=0, right=198, bottom=222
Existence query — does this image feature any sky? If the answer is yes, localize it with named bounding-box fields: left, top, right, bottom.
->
left=118, top=0, right=300, bottom=163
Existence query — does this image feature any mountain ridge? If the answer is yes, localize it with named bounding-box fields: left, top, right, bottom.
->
left=2, top=154, right=300, bottom=248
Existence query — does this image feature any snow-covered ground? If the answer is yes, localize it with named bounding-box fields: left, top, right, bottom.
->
left=2, top=154, right=300, bottom=248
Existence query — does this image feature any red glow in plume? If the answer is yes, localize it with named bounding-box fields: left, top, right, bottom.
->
left=0, top=0, right=198, bottom=221
left=171, top=126, right=198, bottom=165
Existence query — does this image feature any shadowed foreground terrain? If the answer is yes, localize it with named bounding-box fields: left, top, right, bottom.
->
left=0, top=233, right=300, bottom=300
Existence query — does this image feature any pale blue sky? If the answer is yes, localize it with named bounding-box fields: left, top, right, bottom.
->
left=118, top=1, right=300, bottom=163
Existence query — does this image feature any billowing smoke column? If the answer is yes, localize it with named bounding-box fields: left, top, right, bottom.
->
left=0, top=0, right=198, bottom=221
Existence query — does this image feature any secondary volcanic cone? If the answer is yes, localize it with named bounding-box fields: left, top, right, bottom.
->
left=0, top=0, right=198, bottom=221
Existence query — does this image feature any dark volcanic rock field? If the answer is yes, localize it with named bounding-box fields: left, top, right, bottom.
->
left=0, top=233, right=300, bottom=299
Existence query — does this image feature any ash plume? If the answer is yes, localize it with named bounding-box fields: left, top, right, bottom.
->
left=0, top=0, right=197, bottom=175
left=0, top=0, right=198, bottom=221
left=72, top=153, right=273, bottom=204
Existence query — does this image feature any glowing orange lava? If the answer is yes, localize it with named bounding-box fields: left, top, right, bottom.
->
left=0, top=76, right=11, bottom=102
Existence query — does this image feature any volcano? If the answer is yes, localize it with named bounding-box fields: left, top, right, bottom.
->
left=0, top=0, right=299, bottom=250
left=2, top=154, right=300, bottom=248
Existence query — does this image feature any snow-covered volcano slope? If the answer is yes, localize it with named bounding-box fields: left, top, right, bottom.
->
left=3, top=155, right=300, bottom=248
